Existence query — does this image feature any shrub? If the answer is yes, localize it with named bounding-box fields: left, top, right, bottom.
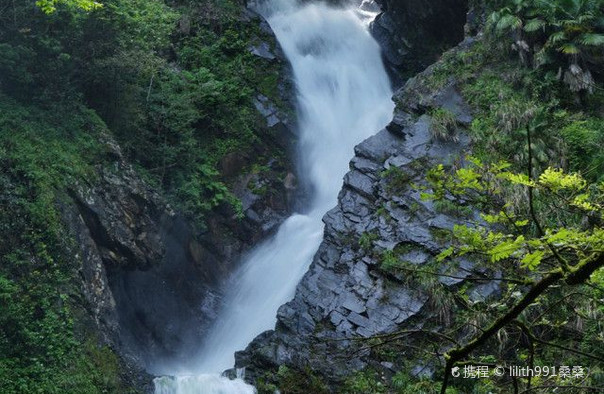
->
left=429, top=108, right=459, bottom=142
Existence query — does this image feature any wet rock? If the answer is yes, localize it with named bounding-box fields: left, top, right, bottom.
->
left=411, top=364, right=435, bottom=379
left=372, top=0, right=469, bottom=85
left=253, top=94, right=282, bottom=128
left=468, top=271, right=503, bottom=302
left=64, top=136, right=224, bottom=372
left=400, top=249, right=430, bottom=265
left=64, top=129, right=295, bottom=376
left=344, top=170, right=376, bottom=200
left=234, top=58, right=481, bottom=388
left=249, top=41, right=276, bottom=60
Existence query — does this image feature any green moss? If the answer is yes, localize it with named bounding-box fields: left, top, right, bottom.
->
left=359, top=231, right=379, bottom=251
left=375, top=204, right=391, bottom=221
left=0, top=96, right=136, bottom=392
left=380, top=250, right=400, bottom=272
left=381, top=166, right=413, bottom=195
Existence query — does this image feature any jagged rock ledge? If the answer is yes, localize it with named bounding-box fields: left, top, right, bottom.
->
left=234, top=38, right=503, bottom=388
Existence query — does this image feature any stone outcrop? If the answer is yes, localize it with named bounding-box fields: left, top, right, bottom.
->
left=371, top=0, right=468, bottom=85
left=64, top=128, right=296, bottom=376
left=234, top=38, right=503, bottom=388
left=60, top=132, right=237, bottom=366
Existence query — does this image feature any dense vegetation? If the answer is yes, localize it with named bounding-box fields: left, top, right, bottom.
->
left=0, top=0, right=286, bottom=391
left=1, top=0, right=287, bottom=221
left=0, top=97, right=129, bottom=392
left=353, top=1, right=604, bottom=393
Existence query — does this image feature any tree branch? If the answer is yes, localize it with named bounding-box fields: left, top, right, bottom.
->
left=440, top=253, right=604, bottom=394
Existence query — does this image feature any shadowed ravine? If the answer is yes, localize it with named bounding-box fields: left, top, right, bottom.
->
left=153, top=0, right=394, bottom=392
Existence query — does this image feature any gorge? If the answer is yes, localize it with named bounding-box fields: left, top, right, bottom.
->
left=154, top=0, right=394, bottom=391
left=1, top=0, right=602, bottom=393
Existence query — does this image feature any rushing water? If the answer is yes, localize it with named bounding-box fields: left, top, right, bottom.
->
left=154, top=0, right=393, bottom=392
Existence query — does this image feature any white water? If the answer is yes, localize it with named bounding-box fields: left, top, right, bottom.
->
left=154, top=0, right=393, bottom=392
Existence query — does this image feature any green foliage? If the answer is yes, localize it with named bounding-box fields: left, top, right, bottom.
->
left=387, top=9, right=604, bottom=393
left=417, top=7, right=603, bottom=186
left=0, top=0, right=289, bottom=390
left=391, top=370, right=462, bottom=394
left=489, top=0, right=604, bottom=93
left=0, top=96, right=131, bottom=392
left=359, top=232, right=379, bottom=251
left=343, top=370, right=387, bottom=394
left=259, top=365, right=329, bottom=394
left=453, top=54, right=603, bottom=183
left=463, top=71, right=563, bottom=170
left=95, top=1, right=287, bottom=223
left=36, top=0, right=103, bottom=14
left=561, top=117, right=604, bottom=181
left=1, top=0, right=288, bottom=226
left=381, top=166, right=413, bottom=194
left=380, top=250, right=400, bottom=272
left=429, top=108, right=459, bottom=142
left=0, top=0, right=292, bottom=386
left=425, top=157, right=604, bottom=271
left=418, top=157, right=604, bottom=392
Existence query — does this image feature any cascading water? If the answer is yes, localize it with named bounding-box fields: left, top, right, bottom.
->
left=154, top=0, right=393, bottom=392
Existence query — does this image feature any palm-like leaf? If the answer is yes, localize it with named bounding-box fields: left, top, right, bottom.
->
left=492, top=0, right=603, bottom=92
left=579, top=33, right=604, bottom=45
left=497, top=14, right=523, bottom=32
left=559, top=42, right=581, bottom=54
left=524, top=18, right=547, bottom=32
left=549, top=31, right=568, bottom=44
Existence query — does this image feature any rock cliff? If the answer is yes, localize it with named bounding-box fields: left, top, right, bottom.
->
left=372, top=0, right=468, bottom=85
left=234, top=37, right=505, bottom=388
left=64, top=0, right=479, bottom=386
left=60, top=7, right=298, bottom=382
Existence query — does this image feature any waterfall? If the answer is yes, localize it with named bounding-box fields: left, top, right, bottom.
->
left=154, top=0, right=393, bottom=392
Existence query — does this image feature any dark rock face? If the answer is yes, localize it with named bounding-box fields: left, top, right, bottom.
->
left=234, top=41, right=501, bottom=387
left=60, top=7, right=298, bottom=380
left=65, top=127, right=296, bottom=377
left=372, top=0, right=468, bottom=85
left=63, top=136, right=212, bottom=372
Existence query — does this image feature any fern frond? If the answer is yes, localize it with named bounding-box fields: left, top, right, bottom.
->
left=548, top=31, right=567, bottom=44
left=559, top=43, right=581, bottom=54
left=497, top=15, right=523, bottom=32
left=524, top=18, right=546, bottom=32
left=579, top=33, right=604, bottom=46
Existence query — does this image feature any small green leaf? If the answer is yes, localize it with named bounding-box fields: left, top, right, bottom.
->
left=497, top=172, right=536, bottom=186
left=521, top=250, right=545, bottom=270
left=437, top=247, right=455, bottom=262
